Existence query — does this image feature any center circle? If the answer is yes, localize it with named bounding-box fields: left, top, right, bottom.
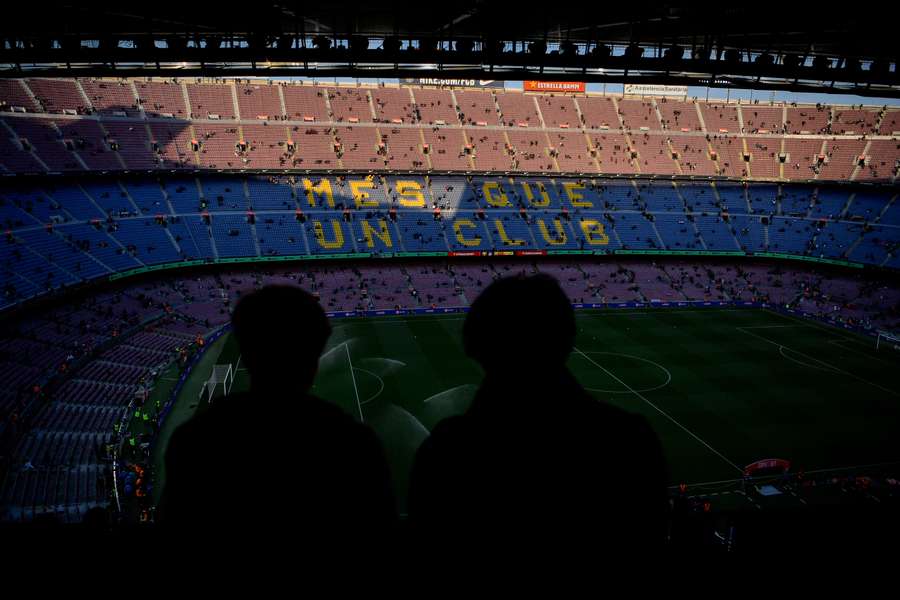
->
left=578, top=351, right=672, bottom=394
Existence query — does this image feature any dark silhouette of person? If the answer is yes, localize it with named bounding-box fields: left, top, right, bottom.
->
left=159, top=285, right=395, bottom=537
left=408, top=274, right=668, bottom=547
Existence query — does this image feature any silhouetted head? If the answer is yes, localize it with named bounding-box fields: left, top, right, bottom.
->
left=232, top=285, right=331, bottom=394
left=463, top=274, right=575, bottom=375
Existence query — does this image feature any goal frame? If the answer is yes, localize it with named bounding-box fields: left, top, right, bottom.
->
left=875, top=331, right=900, bottom=351
left=199, top=363, right=235, bottom=404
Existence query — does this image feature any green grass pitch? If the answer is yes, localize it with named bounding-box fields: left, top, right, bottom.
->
left=152, top=307, right=900, bottom=512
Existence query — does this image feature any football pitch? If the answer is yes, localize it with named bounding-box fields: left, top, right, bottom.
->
left=153, top=307, right=900, bottom=512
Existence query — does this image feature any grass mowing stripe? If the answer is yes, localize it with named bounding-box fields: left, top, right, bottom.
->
left=736, top=326, right=900, bottom=398
left=827, top=339, right=898, bottom=365
left=573, top=346, right=744, bottom=474
left=763, top=308, right=882, bottom=346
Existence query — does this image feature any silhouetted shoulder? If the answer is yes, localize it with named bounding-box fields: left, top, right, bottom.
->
left=160, top=392, right=395, bottom=533
left=171, top=391, right=362, bottom=437
left=409, top=371, right=668, bottom=544
left=160, top=285, right=396, bottom=536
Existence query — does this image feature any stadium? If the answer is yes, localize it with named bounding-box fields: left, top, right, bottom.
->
left=1, top=2, right=899, bottom=550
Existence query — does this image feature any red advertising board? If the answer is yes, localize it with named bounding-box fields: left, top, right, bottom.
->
left=523, top=81, right=586, bottom=93
left=744, top=458, right=791, bottom=476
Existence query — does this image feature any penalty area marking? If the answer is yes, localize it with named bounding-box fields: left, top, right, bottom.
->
left=736, top=326, right=900, bottom=398
left=827, top=338, right=896, bottom=365
left=573, top=346, right=743, bottom=473
left=575, top=351, right=672, bottom=394
left=353, top=367, right=386, bottom=405
left=778, top=345, right=840, bottom=373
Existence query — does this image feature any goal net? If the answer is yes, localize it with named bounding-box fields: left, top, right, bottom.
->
left=199, top=363, right=234, bottom=404
left=875, top=331, right=900, bottom=352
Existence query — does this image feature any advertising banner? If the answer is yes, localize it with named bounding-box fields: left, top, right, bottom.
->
left=623, top=84, right=688, bottom=97
left=523, top=81, right=586, bottom=93
left=402, top=78, right=505, bottom=89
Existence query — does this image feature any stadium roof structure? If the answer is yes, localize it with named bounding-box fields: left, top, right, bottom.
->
left=1, top=1, right=899, bottom=97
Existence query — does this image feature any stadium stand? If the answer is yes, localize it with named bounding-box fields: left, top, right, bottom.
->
left=507, top=130, right=555, bottom=172
left=577, top=96, right=622, bottom=130
left=12, top=171, right=900, bottom=302
left=467, top=129, right=513, bottom=171
left=878, top=110, right=900, bottom=135
left=334, top=126, right=381, bottom=170
left=421, top=128, right=470, bottom=171
left=700, top=103, right=740, bottom=133
left=657, top=99, right=703, bottom=132
left=281, top=85, right=329, bottom=122
left=287, top=125, right=338, bottom=169
left=0, top=80, right=41, bottom=113
left=548, top=131, right=598, bottom=173
left=536, top=95, right=579, bottom=128
left=186, top=84, right=236, bottom=120
left=832, top=108, right=879, bottom=135
left=455, top=90, right=500, bottom=126
left=495, top=90, right=542, bottom=127
left=745, top=137, right=780, bottom=179
left=618, top=99, right=661, bottom=131
left=587, top=132, right=637, bottom=174
left=675, top=136, right=717, bottom=176
left=857, top=139, right=900, bottom=181
left=410, top=87, right=459, bottom=126
left=328, top=87, right=374, bottom=123
left=379, top=128, right=428, bottom=170
left=633, top=133, right=679, bottom=175
left=26, top=79, right=87, bottom=115
left=134, top=82, right=188, bottom=118
left=785, top=105, right=830, bottom=135
left=235, top=83, right=284, bottom=121
left=0, top=79, right=895, bottom=186
left=192, top=124, right=242, bottom=169
left=371, top=87, right=417, bottom=124
left=78, top=79, right=141, bottom=117
left=742, top=105, right=784, bottom=134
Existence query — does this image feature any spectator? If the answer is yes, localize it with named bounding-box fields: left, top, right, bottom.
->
left=408, top=274, right=668, bottom=549
left=159, top=285, right=396, bottom=538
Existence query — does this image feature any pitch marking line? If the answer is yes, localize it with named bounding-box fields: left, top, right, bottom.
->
left=343, top=343, right=364, bottom=422
left=778, top=346, right=840, bottom=373
left=577, top=351, right=673, bottom=394
left=827, top=338, right=896, bottom=365
left=765, top=309, right=900, bottom=366
left=354, top=367, right=385, bottom=405
left=763, top=308, right=877, bottom=346
left=572, top=346, right=743, bottom=474
left=736, top=327, right=900, bottom=397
